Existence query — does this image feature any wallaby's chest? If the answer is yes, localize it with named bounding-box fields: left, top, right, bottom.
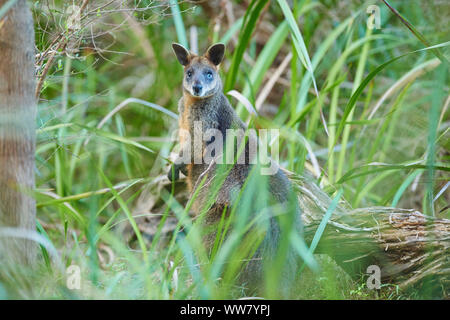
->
left=179, top=97, right=219, bottom=136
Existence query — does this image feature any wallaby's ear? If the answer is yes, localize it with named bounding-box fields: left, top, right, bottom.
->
left=205, top=43, right=225, bottom=66
left=172, top=43, right=190, bottom=66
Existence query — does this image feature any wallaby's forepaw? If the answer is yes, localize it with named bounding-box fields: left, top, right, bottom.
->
left=168, top=163, right=187, bottom=181
left=168, top=165, right=179, bottom=181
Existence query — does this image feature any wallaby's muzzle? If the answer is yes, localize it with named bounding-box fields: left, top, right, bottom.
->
left=193, top=82, right=203, bottom=96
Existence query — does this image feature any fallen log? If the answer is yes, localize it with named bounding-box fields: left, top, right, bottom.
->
left=289, top=172, right=450, bottom=296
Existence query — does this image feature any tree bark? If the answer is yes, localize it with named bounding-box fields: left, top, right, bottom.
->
left=0, top=0, right=37, bottom=264
left=289, top=172, right=450, bottom=295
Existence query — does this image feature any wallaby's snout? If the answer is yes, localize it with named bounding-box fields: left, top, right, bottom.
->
left=192, top=81, right=203, bottom=96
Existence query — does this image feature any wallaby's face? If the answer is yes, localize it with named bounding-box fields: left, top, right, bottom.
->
left=172, top=43, right=225, bottom=98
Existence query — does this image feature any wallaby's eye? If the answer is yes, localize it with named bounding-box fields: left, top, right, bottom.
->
left=187, top=71, right=192, bottom=78
left=206, top=71, right=213, bottom=79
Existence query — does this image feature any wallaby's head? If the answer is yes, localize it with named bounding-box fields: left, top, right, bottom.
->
left=172, top=43, right=225, bottom=98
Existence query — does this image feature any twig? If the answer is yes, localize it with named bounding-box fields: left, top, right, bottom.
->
left=35, top=40, right=67, bottom=98
left=35, top=0, right=90, bottom=99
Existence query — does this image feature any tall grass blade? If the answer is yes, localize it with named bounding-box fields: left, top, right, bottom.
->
left=333, top=42, right=450, bottom=148
left=277, top=0, right=318, bottom=96
left=170, top=0, right=188, bottom=49
left=381, top=0, right=449, bottom=64
left=224, top=0, right=270, bottom=91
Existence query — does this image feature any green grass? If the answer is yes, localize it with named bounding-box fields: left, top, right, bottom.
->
left=1, top=0, right=448, bottom=299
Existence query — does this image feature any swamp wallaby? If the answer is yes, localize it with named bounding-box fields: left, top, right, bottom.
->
left=168, top=42, right=302, bottom=296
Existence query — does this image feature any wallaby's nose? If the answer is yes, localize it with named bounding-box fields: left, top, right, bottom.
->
left=193, top=83, right=203, bottom=95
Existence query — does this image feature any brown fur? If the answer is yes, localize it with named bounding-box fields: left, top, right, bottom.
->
left=185, top=56, right=217, bottom=71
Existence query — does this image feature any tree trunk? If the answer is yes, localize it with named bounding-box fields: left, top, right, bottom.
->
left=289, top=173, right=450, bottom=296
left=0, top=0, right=37, bottom=264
